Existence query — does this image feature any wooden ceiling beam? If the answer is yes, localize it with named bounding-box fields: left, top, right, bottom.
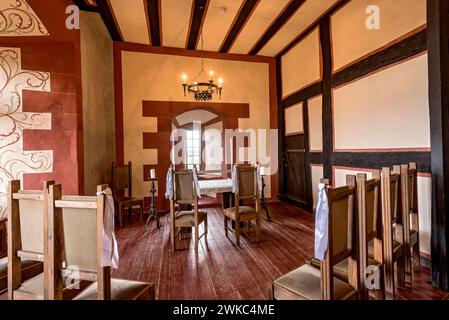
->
left=186, top=0, right=210, bottom=50
left=219, top=0, right=261, bottom=53
left=248, top=0, right=306, bottom=56
left=96, top=0, right=123, bottom=41
left=276, top=0, right=351, bottom=57
left=146, top=0, right=162, bottom=46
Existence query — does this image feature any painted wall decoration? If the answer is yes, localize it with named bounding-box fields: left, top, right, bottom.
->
left=0, top=47, right=52, bottom=217
left=0, top=0, right=49, bottom=36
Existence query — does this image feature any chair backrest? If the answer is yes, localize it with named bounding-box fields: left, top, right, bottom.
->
left=381, top=167, right=402, bottom=294
left=236, top=166, right=258, bottom=200
left=356, top=173, right=382, bottom=300
left=8, top=180, right=54, bottom=299
left=0, top=218, right=6, bottom=259
left=112, top=161, right=132, bottom=196
left=322, top=176, right=358, bottom=299
left=403, top=163, right=418, bottom=214
left=50, top=184, right=111, bottom=300
left=173, top=169, right=195, bottom=204
left=396, top=163, right=419, bottom=234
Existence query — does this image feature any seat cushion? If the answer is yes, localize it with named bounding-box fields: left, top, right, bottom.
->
left=273, top=264, right=356, bottom=300
left=0, top=257, right=44, bottom=292
left=224, top=206, right=258, bottom=219
left=14, top=273, right=44, bottom=300
left=309, top=257, right=379, bottom=282
left=368, top=240, right=401, bottom=260
left=74, top=278, right=153, bottom=300
left=175, top=211, right=207, bottom=227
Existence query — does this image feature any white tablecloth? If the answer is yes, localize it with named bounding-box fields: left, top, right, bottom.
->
left=198, top=179, right=233, bottom=195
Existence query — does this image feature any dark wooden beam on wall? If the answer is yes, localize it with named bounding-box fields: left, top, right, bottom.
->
left=333, top=152, right=431, bottom=173
left=332, top=28, right=427, bottom=88
left=249, top=0, right=306, bottom=56
left=146, top=0, right=162, bottom=46
left=220, top=0, right=260, bottom=53
left=302, top=101, right=314, bottom=212
left=96, top=0, right=122, bottom=41
left=319, top=17, right=333, bottom=180
left=186, top=0, right=210, bottom=50
left=277, top=0, right=350, bottom=57
left=276, top=57, right=286, bottom=198
left=281, top=28, right=427, bottom=109
left=427, top=0, right=449, bottom=291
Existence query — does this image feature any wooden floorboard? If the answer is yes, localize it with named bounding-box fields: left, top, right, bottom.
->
left=111, top=202, right=446, bottom=300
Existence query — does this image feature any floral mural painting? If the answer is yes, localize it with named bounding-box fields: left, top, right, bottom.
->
left=0, top=0, right=49, bottom=36
left=0, top=47, right=52, bottom=217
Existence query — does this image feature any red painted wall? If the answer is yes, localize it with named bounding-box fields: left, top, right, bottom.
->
left=0, top=0, right=84, bottom=195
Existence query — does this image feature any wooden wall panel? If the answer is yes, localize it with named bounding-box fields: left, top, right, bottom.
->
left=308, top=95, right=323, bottom=151
left=281, top=28, right=321, bottom=98
left=331, top=0, right=426, bottom=72
left=284, top=103, right=304, bottom=136
left=333, top=54, right=430, bottom=151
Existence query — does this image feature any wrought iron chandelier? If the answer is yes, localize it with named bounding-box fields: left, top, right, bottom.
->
left=181, top=33, right=223, bottom=102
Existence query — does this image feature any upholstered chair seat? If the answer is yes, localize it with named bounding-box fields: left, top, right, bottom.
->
left=272, top=264, right=357, bottom=300
left=13, top=273, right=44, bottom=300
left=74, top=279, right=153, bottom=300
left=224, top=206, right=258, bottom=220
left=175, top=210, right=207, bottom=227
left=0, top=257, right=43, bottom=293
left=309, top=257, right=380, bottom=282
left=368, top=240, right=402, bottom=261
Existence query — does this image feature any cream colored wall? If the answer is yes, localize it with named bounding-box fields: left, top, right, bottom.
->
left=311, top=165, right=324, bottom=210
left=284, top=103, right=303, bottom=136
left=331, top=0, right=426, bottom=71
left=308, top=95, right=322, bottom=151
left=121, top=51, right=272, bottom=198
left=333, top=168, right=374, bottom=188
left=281, top=28, right=321, bottom=98
left=333, top=54, right=430, bottom=151
left=81, top=12, right=115, bottom=196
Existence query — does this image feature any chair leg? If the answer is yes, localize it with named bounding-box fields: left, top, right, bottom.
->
left=256, top=216, right=261, bottom=243
left=412, top=241, right=421, bottom=273
left=224, top=216, right=228, bottom=238
left=384, top=259, right=395, bottom=300
left=195, top=224, right=199, bottom=249
left=170, top=225, right=175, bottom=252
left=140, top=203, right=143, bottom=223
left=397, top=254, right=406, bottom=288
left=404, top=243, right=412, bottom=283
left=235, top=217, right=240, bottom=247
left=118, top=204, right=123, bottom=227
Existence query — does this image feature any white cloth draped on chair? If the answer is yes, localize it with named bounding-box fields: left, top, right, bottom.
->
left=315, top=183, right=329, bottom=261
left=165, top=167, right=202, bottom=199
left=98, top=188, right=119, bottom=269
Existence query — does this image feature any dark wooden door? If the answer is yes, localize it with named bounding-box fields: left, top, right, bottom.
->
left=284, top=134, right=307, bottom=205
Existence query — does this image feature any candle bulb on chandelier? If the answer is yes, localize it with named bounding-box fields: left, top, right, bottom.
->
left=209, top=70, right=214, bottom=81
left=181, top=73, right=188, bottom=85
left=218, top=77, right=223, bottom=88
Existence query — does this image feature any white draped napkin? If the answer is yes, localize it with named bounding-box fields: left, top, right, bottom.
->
left=165, top=167, right=173, bottom=199
left=231, top=165, right=238, bottom=194
left=256, top=166, right=262, bottom=194
left=97, top=188, right=119, bottom=269
left=315, top=183, right=329, bottom=261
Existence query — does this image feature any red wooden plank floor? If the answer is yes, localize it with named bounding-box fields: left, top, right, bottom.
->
left=112, top=203, right=446, bottom=300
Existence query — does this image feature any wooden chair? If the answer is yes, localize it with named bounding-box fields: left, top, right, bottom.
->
left=356, top=173, right=385, bottom=300
left=224, top=166, right=261, bottom=247
left=381, top=167, right=406, bottom=299
left=0, top=216, right=44, bottom=294
left=7, top=180, right=55, bottom=300
left=269, top=176, right=359, bottom=300
left=49, top=184, right=154, bottom=300
left=112, top=162, right=144, bottom=227
left=395, top=163, right=420, bottom=282
left=169, top=168, right=208, bottom=251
